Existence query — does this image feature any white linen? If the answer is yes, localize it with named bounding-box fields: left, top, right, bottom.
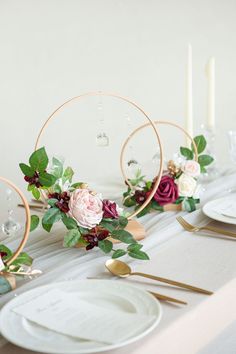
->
left=0, top=169, right=236, bottom=353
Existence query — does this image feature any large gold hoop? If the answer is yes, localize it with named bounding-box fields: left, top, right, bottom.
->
left=120, top=120, right=198, bottom=188
left=34, top=92, right=164, bottom=219
left=0, top=177, right=31, bottom=266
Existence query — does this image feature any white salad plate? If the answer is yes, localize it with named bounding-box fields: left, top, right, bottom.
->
left=203, top=194, right=236, bottom=225
left=0, top=280, right=162, bottom=354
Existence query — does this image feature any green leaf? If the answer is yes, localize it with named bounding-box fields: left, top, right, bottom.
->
left=51, top=157, right=63, bottom=179
left=112, top=249, right=127, bottom=259
left=32, top=186, right=41, bottom=200
left=111, top=230, right=135, bottom=244
left=198, top=155, right=214, bottom=166
left=192, top=135, right=207, bottom=154
left=29, top=147, right=48, bottom=172
left=62, top=215, right=78, bottom=230
left=30, top=215, right=40, bottom=232
left=174, top=197, right=185, bottom=205
left=53, top=184, right=62, bottom=193
left=63, top=229, right=81, bottom=247
left=39, top=172, right=56, bottom=187
left=201, top=166, right=207, bottom=173
left=183, top=198, right=196, bottom=212
left=42, top=222, right=53, bottom=232
left=42, top=207, right=61, bottom=225
left=12, top=252, right=33, bottom=267
left=150, top=200, right=163, bottom=211
left=123, top=197, right=136, bottom=207
left=100, top=220, right=116, bottom=232
left=0, top=245, right=12, bottom=259
left=19, top=163, right=34, bottom=177
left=98, top=239, right=113, bottom=254
left=145, top=181, right=152, bottom=190
left=0, top=276, right=12, bottom=294
left=118, top=216, right=128, bottom=229
left=62, top=167, right=74, bottom=184
left=127, top=243, right=143, bottom=252
left=128, top=250, right=149, bottom=260
left=135, top=204, right=152, bottom=218
left=47, top=198, right=58, bottom=207
left=71, top=182, right=84, bottom=189
left=180, top=147, right=194, bottom=160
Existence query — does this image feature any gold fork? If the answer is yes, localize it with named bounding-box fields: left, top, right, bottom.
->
left=177, top=216, right=236, bottom=238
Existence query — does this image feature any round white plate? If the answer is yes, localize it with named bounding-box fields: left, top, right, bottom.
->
left=0, top=280, right=162, bottom=354
left=203, top=194, right=236, bottom=225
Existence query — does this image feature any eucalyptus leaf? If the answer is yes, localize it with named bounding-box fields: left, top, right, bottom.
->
left=39, top=172, right=56, bottom=187
left=29, top=147, right=48, bottom=172
left=191, top=135, right=207, bottom=154
left=42, top=207, right=61, bottom=225
left=30, top=215, right=40, bottom=232
left=19, top=163, right=34, bottom=177
left=98, top=239, right=113, bottom=253
left=180, top=147, right=194, bottom=160
left=112, top=249, right=127, bottom=259
left=128, top=250, right=149, bottom=260
left=198, top=155, right=214, bottom=166
left=111, top=230, right=135, bottom=244
left=63, top=229, right=81, bottom=247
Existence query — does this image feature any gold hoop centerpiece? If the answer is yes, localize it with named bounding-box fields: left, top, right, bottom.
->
left=0, top=177, right=31, bottom=267
left=34, top=92, right=164, bottom=220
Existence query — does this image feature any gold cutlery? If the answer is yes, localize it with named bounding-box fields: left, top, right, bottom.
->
left=149, top=291, right=187, bottom=305
left=105, top=259, right=213, bottom=295
left=177, top=216, right=236, bottom=238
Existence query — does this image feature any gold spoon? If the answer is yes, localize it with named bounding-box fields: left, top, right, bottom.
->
left=105, top=259, right=213, bottom=295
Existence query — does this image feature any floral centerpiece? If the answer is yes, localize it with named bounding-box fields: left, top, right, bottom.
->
left=123, top=135, right=214, bottom=216
left=19, top=147, right=149, bottom=260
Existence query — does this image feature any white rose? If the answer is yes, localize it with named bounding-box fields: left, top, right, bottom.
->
left=177, top=173, right=197, bottom=197
left=183, top=160, right=201, bottom=177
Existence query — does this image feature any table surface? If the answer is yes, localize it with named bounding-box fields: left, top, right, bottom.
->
left=0, top=170, right=236, bottom=354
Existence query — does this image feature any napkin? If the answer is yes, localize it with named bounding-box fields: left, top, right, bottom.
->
left=214, top=200, right=236, bottom=218
left=13, top=289, right=156, bottom=344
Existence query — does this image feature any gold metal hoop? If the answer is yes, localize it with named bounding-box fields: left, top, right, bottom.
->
left=34, top=92, right=164, bottom=220
left=0, top=177, right=31, bottom=266
left=120, top=120, right=198, bottom=188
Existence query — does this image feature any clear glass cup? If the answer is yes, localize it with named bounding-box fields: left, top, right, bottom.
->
left=228, top=130, right=236, bottom=163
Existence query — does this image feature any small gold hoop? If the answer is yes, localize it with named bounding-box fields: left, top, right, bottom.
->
left=34, top=92, right=164, bottom=219
left=120, top=120, right=198, bottom=188
left=0, top=177, right=31, bottom=266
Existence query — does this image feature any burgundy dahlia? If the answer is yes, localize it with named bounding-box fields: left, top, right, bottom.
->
left=48, top=191, right=70, bottom=213
left=83, top=229, right=109, bottom=250
left=102, top=200, right=119, bottom=219
left=134, top=190, right=147, bottom=205
left=152, top=175, right=179, bottom=206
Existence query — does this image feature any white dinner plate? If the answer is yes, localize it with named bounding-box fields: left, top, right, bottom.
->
left=203, top=194, right=236, bottom=225
left=0, top=280, right=162, bottom=354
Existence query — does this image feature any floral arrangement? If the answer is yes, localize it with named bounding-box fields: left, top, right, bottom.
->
left=19, top=147, right=149, bottom=260
left=123, top=135, right=214, bottom=216
left=0, top=244, right=35, bottom=294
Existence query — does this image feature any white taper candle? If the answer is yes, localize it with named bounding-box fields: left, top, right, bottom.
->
left=186, top=44, right=193, bottom=145
left=206, top=57, right=215, bottom=129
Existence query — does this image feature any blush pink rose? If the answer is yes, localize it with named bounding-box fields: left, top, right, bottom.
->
left=68, top=189, right=103, bottom=229
left=183, top=160, right=200, bottom=177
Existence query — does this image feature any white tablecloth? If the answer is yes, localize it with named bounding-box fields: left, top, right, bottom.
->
left=1, top=170, right=236, bottom=354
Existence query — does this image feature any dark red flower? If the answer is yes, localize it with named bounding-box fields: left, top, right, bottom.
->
left=24, top=172, right=42, bottom=188
left=83, top=229, right=109, bottom=250
left=48, top=191, right=70, bottom=213
left=134, top=190, right=147, bottom=205
left=102, top=200, right=119, bottom=219
left=152, top=175, right=179, bottom=206
left=0, top=252, right=7, bottom=259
